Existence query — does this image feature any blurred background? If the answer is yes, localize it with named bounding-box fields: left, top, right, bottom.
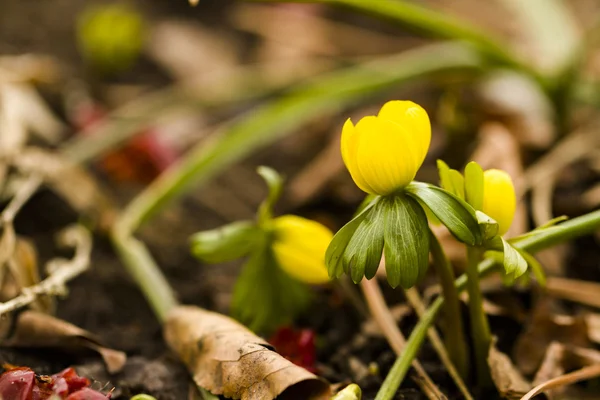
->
left=1, top=0, right=600, bottom=399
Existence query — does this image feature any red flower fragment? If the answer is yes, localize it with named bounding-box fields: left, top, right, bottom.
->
left=269, top=327, right=317, bottom=372
left=0, top=366, right=111, bottom=400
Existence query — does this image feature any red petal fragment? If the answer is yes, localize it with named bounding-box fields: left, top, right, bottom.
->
left=52, top=368, right=90, bottom=394
left=0, top=368, right=35, bottom=400
left=269, top=327, right=317, bottom=372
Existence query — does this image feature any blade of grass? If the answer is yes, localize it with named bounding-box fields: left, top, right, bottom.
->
left=248, top=0, right=542, bottom=82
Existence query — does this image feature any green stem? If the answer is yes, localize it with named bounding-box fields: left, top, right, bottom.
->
left=111, top=230, right=178, bottom=323
left=465, top=246, right=492, bottom=387
left=429, top=230, right=468, bottom=380
left=375, top=300, right=439, bottom=400
left=375, top=209, right=600, bottom=399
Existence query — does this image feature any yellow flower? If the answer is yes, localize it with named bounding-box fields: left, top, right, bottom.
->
left=271, top=215, right=333, bottom=284
left=482, top=169, right=516, bottom=236
left=341, top=100, right=431, bottom=195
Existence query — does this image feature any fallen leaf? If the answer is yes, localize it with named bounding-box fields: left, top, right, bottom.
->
left=513, top=299, right=591, bottom=375
left=488, top=341, right=531, bottom=399
left=2, top=310, right=126, bottom=374
left=164, top=305, right=331, bottom=400
left=527, top=342, right=600, bottom=400
left=3, top=238, right=55, bottom=314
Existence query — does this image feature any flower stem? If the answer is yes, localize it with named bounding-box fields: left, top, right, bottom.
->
left=429, top=230, right=469, bottom=380
left=465, top=246, right=492, bottom=387
left=375, top=208, right=600, bottom=399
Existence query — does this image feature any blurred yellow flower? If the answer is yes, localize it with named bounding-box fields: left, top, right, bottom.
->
left=341, top=100, right=431, bottom=195
left=482, top=169, right=516, bottom=236
left=271, top=215, right=333, bottom=284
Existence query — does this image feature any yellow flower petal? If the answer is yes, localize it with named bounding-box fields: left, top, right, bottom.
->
left=482, top=169, right=516, bottom=236
left=341, top=119, right=377, bottom=194
left=378, top=100, right=431, bottom=167
left=354, top=116, right=418, bottom=195
left=271, top=215, right=333, bottom=284
left=339, top=100, right=432, bottom=195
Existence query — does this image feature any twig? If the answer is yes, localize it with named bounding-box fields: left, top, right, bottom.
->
left=404, top=288, right=473, bottom=400
left=0, top=225, right=91, bottom=316
left=520, top=364, right=600, bottom=400
left=360, top=278, right=447, bottom=400
left=0, top=174, right=42, bottom=225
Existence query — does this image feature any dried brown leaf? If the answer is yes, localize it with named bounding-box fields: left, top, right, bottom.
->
left=488, top=341, right=531, bottom=399
left=3, top=238, right=54, bottom=314
left=3, top=310, right=126, bottom=374
left=164, top=306, right=330, bottom=400
left=527, top=343, right=600, bottom=400
left=513, top=300, right=591, bottom=375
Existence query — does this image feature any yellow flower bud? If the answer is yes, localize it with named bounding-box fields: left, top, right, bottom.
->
left=271, top=215, right=333, bottom=284
left=341, top=100, right=431, bottom=195
left=482, top=169, right=516, bottom=236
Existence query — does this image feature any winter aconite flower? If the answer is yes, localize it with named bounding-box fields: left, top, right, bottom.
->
left=341, top=101, right=431, bottom=195
left=482, top=169, right=516, bottom=236
left=437, top=161, right=529, bottom=279
left=328, top=100, right=486, bottom=288
left=272, top=215, right=333, bottom=285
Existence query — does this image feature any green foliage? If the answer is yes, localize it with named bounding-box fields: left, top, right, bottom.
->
left=326, top=200, right=377, bottom=279
left=232, top=238, right=311, bottom=333
left=343, top=199, right=385, bottom=282
left=326, top=194, right=430, bottom=289
left=190, top=167, right=311, bottom=333
left=382, top=195, right=430, bottom=289
left=257, top=166, right=284, bottom=224
left=406, top=182, right=481, bottom=246
left=190, top=221, right=262, bottom=263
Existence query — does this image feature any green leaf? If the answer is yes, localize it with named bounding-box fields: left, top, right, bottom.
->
left=437, top=159, right=453, bottom=193
left=476, top=210, right=499, bottom=241
left=355, top=194, right=378, bottom=216
left=501, top=237, right=528, bottom=278
left=406, top=182, right=482, bottom=246
left=190, top=221, right=262, bottom=263
left=448, top=169, right=465, bottom=200
left=257, top=166, right=284, bottom=223
left=326, top=200, right=377, bottom=279
left=232, top=243, right=310, bottom=333
left=520, top=250, right=546, bottom=286
left=382, top=195, right=430, bottom=289
left=343, top=201, right=385, bottom=282
left=464, top=161, right=484, bottom=210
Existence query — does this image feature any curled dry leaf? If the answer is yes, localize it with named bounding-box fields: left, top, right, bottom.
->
left=488, top=341, right=531, bottom=399
left=2, top=310, right=126, bottom=374
left=164, top=305, right=331, bottom=400
left=2, top=238, right=55, bottom=314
